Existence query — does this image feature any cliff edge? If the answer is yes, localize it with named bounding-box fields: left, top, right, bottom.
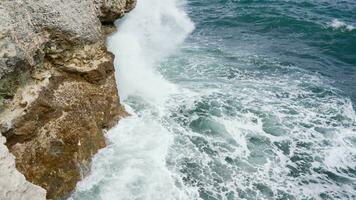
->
left=0, top=0, right=136, bottom=199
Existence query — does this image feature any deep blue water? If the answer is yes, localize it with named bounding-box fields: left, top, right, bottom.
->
left=185, top=0, right=356, bottom=108
left=71, top=1, right=356, bottom=200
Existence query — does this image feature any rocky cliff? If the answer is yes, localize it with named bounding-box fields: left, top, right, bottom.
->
left=0, top=0, right=136, bottom=199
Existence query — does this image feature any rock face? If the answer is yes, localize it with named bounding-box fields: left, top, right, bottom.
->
left=0, top=136, right=46, bottom=200
left=0, top=0, right=136, bottom=199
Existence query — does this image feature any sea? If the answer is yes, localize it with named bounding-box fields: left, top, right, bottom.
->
left=69, top=0, right=356, bottom=199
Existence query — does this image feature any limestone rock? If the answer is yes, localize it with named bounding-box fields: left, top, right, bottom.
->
left=0, top=0, right=135, bottom=199
left=95, top=0, right=137, bottom=22
left=0, top=136, right=47, bottom=200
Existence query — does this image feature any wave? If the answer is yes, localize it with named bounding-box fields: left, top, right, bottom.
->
left=162, top=44, right=356, bottom=199
left=69, top=0, right=195, bottom=200
left=107, top=0, right=194, bottom=104
left=69, top=0, right=356, bottom=199
left=329, top=19, right=355, bottom=31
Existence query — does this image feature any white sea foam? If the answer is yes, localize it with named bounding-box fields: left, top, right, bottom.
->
left=159, top=42, right=356, bottom=199
left=70, top=0, right=195, bottom=200
left=329, top=19, right=355, bottom=31
left=73, top=116, right=190, bottom=200
left=107, top=0, right=194, bottom=105
left=70, top=1, right=356, bottom=199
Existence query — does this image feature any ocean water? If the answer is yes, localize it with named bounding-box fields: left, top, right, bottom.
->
left=70, top=0, right=356, bottom=200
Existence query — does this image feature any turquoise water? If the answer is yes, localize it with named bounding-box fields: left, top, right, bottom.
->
left=70, top=0, right=356, bottom=200
left=184, top=0, right=356, bottom=106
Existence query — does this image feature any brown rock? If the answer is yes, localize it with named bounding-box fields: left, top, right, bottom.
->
left=0, top=0, right=136, bottom=199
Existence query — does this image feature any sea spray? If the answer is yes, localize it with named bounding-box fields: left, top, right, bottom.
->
left=70, top=0, right=195, bottom=199
left=70, top=0, right=356, bottom=199
left=107, top=0, right=194, bottom=104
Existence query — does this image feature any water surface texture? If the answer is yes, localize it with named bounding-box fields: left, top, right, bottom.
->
left=70, top=0, right=356, bottom=199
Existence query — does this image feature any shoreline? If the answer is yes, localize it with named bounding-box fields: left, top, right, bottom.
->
left=0, top=1, right=136, bottom=199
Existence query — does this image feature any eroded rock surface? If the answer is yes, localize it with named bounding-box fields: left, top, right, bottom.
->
left=0, top=136, right=46, bottom=200
left=0, top=0, right=135, bottom=199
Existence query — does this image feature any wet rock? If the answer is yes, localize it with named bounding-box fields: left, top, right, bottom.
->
left=0, top=0, right=135, bottom=199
